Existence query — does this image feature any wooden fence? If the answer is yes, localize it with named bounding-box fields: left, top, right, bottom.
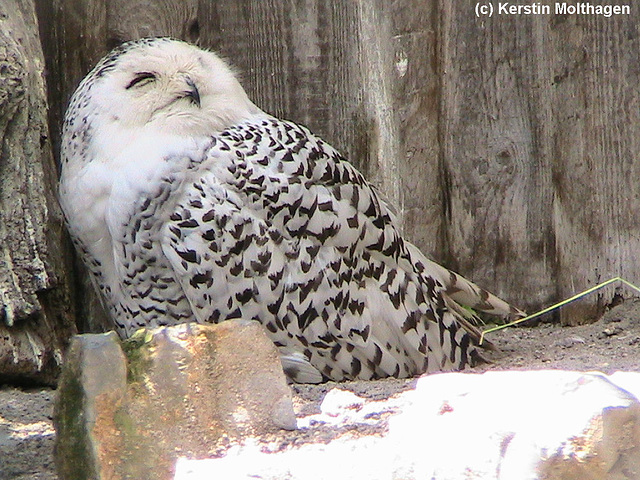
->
left=2, top=0, right=639, bottom=381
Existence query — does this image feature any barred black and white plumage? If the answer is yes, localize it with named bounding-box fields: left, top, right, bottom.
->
left=59, top=38, right=523, bottom=383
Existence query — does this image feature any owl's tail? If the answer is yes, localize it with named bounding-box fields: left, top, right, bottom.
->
left=406, top=244, right=526, bottom=349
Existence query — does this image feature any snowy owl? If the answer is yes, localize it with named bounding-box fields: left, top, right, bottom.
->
left=59, top=38, right=523, bottom=383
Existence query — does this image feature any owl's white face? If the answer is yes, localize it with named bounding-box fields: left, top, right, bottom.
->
left=62, top=38, right=260, bottom=164
left=59, top=38, right=263, bottom=263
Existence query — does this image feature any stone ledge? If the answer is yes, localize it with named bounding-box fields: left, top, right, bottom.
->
left=54, top=320, right=295, bottom=480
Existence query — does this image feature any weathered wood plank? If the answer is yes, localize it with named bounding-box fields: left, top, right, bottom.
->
left=389, top=1, right=443, bottom=258
left=550, top=11, right=640, bottom=323
left=107, top=0, right=198, bottom=45
left=36, top=0, right=108, bottom=155
left=439, top=2, right=556, bottom=313
left=36, top=0, right=111, bottom=335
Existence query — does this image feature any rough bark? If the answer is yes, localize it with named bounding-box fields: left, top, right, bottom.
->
left=0, top=0, right=76, bottom=385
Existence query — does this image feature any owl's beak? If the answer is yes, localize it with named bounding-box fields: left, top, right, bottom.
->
left=182, top=77, right=201, bottom=107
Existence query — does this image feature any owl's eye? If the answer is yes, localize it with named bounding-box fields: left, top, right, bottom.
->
left=126, top=72, right=157, bottom=89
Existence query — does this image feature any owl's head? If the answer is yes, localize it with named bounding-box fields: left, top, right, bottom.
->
left=63, top=38, right=259, bottom=161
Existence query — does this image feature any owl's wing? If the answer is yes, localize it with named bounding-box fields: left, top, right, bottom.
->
left=160, top=117, right=523, bottom=382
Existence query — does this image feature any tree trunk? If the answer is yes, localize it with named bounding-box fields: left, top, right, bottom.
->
left=0, top=0, right=76, bottom=385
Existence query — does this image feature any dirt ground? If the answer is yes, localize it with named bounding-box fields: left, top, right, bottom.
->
left=2, top=298, right=640, bottom=479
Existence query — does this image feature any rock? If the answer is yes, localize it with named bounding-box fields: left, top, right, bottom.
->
left=53, top=331, right=127, bottom=480
left=608, top=371, right=640, bottom=403
left=297, top=388, right=395, bottom=429
left=390, top=370, right=640, bottom=479
left=176, top=370, right=640, bottom=480
left=54, top=320, right=295, bottom=480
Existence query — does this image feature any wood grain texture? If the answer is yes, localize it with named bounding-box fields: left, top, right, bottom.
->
left=0, top=0, right=76, bottom=384
left=439, top=3, right=557, bottom=313
left=33, top=0, right=640, bottom=340
left=36, top=0, right=107, bottom=156
left=550, top=11, right=640, bottom=323
left=200, top=1, right=371, bottom=174
left=389, top=1, right=443, bottom=258
left=107, top=0, right=198, bottom=45
left=37, top=0, right=111, bottom=335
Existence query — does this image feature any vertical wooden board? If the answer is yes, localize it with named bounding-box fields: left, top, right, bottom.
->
left=199, top=1, right=362, bottom=165
left=353, top=0, right=402, bottom=212
left=198, top=0, right=294, bottom=123
left=106, top=0, right=198, bottom=45
left=37, top=0, right=111, bottom=335
left=439, top=2, right=556, bottom=311
left=550, top=13, right=640, bottom=323
left=198, top=0, right=403, bottom=206
left=388, top=1, right=443, bottom=258
left=36, top=0, right=108, bottom=157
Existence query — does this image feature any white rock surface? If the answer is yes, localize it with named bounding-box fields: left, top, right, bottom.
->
left=175, top=370, right=640, bottom=480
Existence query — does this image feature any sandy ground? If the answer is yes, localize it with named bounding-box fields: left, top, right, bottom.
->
left=2, top=298, right=639, bottom=479
left=0, top=388, right=56, bottom=479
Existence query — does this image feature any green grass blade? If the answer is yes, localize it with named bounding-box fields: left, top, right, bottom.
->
left=479, top=276, right=640, bottom=345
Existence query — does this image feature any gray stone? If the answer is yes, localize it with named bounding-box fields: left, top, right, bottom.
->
left=54, top=320, right=295, bottom=480
left=53, top=331, right=127, bottom=480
